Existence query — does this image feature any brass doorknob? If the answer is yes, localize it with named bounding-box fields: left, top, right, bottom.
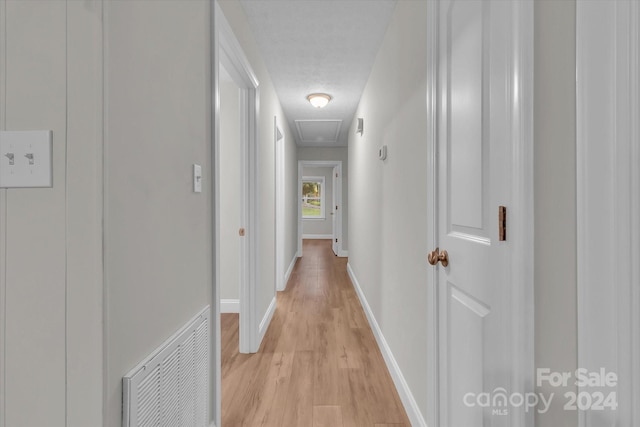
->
left=428, top=247, right=449, bottom=267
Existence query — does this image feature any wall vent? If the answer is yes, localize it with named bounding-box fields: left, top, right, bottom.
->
left=123, top=306, right=210, bottom=427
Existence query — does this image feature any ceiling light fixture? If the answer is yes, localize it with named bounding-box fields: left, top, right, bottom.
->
left=307, top=93, right=331, bottom=108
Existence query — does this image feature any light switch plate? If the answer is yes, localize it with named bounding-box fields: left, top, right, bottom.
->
left=193, top=164, right=202, bottom=193
left=0, top=131, right=53, bottom=188
left=378, top=145, right=387, bottom=160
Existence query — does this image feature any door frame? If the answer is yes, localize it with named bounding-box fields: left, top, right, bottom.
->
left=297, top=160, right=343, bottom=257
left=274, top=117, right=286, bottom=291
left=424, top=1, right=535, bottom=426
left=576, top=1, right=640, bottom=424
left=213, top=0, right=260, bottom=366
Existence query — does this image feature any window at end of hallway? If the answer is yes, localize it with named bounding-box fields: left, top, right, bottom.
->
left=302, top=176, right=325, bottom=219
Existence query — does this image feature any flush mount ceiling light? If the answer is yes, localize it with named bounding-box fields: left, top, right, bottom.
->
left=307, top=93, right=332, bottom=108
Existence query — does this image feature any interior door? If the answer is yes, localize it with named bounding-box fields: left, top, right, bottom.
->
left=331, top=166, right=338, bottom=255
left=434, top=0, right=513, bottom=425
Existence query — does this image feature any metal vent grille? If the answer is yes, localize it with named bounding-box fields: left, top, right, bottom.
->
left=123, top=306, right=210, bottom=427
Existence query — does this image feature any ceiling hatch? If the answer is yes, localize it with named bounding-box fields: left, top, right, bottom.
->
left=295, top=120, right=343, bottom=145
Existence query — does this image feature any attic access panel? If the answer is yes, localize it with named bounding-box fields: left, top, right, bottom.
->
left=295, top=119, right=342, bottom=145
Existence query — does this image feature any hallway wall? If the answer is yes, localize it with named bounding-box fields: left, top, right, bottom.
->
left=0, top=1, right=103, bottom=426
left=347, top=0, right=429, bottom=419
left=348, top=1, right=581, bottom=425
left=103, top=1, right=213, bottom=426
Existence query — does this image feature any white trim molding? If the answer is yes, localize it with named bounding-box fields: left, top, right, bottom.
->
left=302, top=234, right=332, bottom=240
left=347, top=264, right=427, bottom=427
left=280, top=255, right=298, bottom=292
left=424, top=3, right=439, bottom=426
left=577, top=1, right=640, bottom=425
left=258, top=297, right=277, bottom=345
left=220, top=299, right=240, bottom=314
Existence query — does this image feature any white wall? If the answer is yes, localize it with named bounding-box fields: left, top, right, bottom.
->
left=534, top=2, right=579, bottom=426
left=218, top=0, right=297, bottom=328
left=347, top=0, right=428, bottom=417
left=349, top=2, right=583, bottom=424
left=0, top=1, right=103, bottom=426
left=219, top=74, right=242, bottom=301
left=302, top=167, right=333, bottom=237
left=103, top=2, right=212, bottom=426
left=297, top=146, right=348, bottom=251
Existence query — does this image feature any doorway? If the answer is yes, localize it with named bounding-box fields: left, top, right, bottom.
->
left=275, top=118, right=286, bottom=291
left=297, top=160, right=343, bottom=257
left=213, top=0, right=260, bottom=363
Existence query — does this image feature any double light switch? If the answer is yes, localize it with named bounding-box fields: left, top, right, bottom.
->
left=0, top=130, right=53, bottom=188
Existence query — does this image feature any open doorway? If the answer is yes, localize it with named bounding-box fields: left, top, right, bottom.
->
left=214, top=0, right=260, bottom=368
left=274, top=118, right=286, bottom=291
left=297, top=160, right=343, bottom=257
left=218, top=63, right=242, bottom=317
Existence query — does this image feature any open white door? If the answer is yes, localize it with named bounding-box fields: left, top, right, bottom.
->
left=428, top=0, right=534, bottom=426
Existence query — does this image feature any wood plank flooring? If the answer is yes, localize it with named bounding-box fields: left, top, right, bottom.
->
left=221, top=239, right=411, bottom=427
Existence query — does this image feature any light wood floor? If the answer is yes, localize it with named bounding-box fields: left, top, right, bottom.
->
left=221, top=239, right=411, bottom=427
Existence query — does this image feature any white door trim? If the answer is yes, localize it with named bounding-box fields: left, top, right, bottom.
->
left=297, top=160, right=343, bottom=257
left=424, top=1, right=534, bottom=425
left=576, top=1, right=640, bottom=424
left=274, top=117, right=286, bottom=291
left=213, top=0, right=260, bottom=358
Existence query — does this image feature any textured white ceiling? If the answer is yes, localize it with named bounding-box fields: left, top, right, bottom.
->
left=239, top=0, right=397, bottom=146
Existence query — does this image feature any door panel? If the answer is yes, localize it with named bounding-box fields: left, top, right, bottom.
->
left=448, top=0, right=485, bottom=232
left=448, top=283, right=490, bottom=426
left=436, top=0, right=512, bottom=425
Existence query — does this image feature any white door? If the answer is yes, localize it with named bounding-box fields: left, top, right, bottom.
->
left=332, top=166, right=338, bottom=255
left=434, top=0, right=517, bottom=425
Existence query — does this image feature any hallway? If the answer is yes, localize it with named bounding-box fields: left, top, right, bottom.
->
left=221, top=239, right=410, bottom=426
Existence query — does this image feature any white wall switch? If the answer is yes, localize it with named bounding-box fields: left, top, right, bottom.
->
left=0, top=131, right=53, bottom=188
left=378, top=145, right=387, bottom=160
left=193, top=164, right=202, bottom=193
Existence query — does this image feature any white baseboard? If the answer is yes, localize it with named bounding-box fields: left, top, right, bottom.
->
left=280, top=255, right=298, bottom=291
left=338, top=249, right=349, bottom=258
left=258, top=296, right=277, bottom=344
left=302, top=234, right=332, bottom=239
left=346, top=263, right=427, bottom=427
left=220, top=299, right=239, bottom=314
